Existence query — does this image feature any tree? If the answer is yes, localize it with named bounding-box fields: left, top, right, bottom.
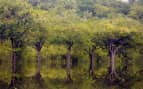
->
left=30, top=26, right=47, bottom=80
left=82, top=31, right=104, bottom=78
left=51, top=23, right=82, bottom=82
left=24, top=10, right=49, bottom=80
left=0, top=0, right=33, bottom=86
left=102, top=31, right=132, bottom=84
left=129, top=4, right=143, bottom=22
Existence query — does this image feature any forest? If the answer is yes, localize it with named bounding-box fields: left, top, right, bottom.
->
left=0, top=0, right=143, bottom=89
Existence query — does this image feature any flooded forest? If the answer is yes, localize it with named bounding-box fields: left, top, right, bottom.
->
left=0, top=0, right=143, bottom=89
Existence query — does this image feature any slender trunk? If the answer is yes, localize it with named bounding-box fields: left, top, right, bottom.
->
left=109, top=51, right=116, bottom=75
left=35, top=49, right=41, bottom=80
left=122, top=58, right=129, bottom=73
left=10, top=38, right=18, bottom=87
left=10, top=48, right=17, bottom=86
left=89, top=51, right=94, bottom=76
left=108, top=43, right=118, bottom=83
left=66, top=45, right=72, bottom=82
left=88, top=47, right=96, bottom=77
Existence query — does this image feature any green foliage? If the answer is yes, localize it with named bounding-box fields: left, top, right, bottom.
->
left=0, top=41, right=11, bottom=83
left=129, top=3, right=143, bottom=22
left=0, top=0, right=143, bottom=89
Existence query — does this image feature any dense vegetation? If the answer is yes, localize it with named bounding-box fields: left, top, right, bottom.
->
left=0, top=0, right=143, bottom=89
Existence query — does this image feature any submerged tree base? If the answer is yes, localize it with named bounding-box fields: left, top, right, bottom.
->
left=9, top=76, right=18, bottom=88
left=35, top=73, right=42, bottom=81
left=8, top=76, right=23, bottom=89
left=106, top=72, right=120, bottom=85
left=66, top=75, right=73, bottom=83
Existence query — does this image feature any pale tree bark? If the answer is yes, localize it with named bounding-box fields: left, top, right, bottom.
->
left=66, top=43, right=73, bottom=82
left=108, top=42, right=119, bottom=83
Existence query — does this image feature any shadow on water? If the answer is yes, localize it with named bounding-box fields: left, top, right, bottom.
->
left=0, top=76, right=143, bottom=89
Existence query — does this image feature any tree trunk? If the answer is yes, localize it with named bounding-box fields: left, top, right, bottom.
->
left=108, top=42, right=118, bottom=83
left=109, top=51, right=116, bottom=80
left=10, top=49, right=17, bottom=87
left=89, top=49, right=95, bottom=77
left=122, top=58, right=129, bottom=73
left=66, top=45, right=72, bottom=82
left=35, top=49, right=41, bottom=80
left=35, top=42, right=42, bottom=80
left=10, top=38, right=19, bottom=87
